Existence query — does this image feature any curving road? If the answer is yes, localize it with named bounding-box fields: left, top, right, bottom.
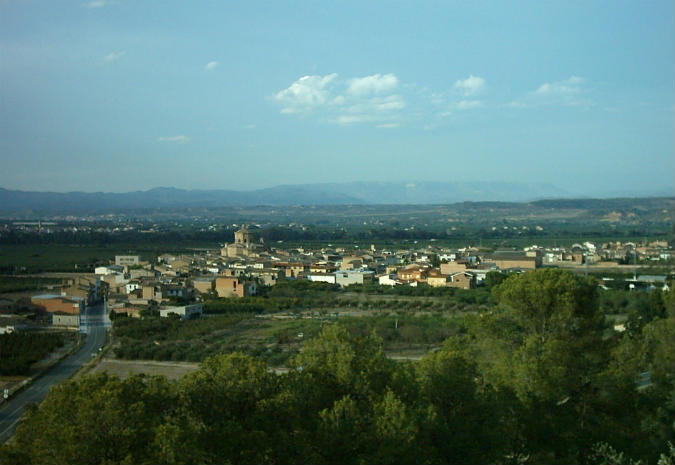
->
left=0, top=302, right=110, bottom=443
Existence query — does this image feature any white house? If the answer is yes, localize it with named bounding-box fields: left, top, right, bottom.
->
left=95, top=265, right=124, bottom=276
left=159, top=304, right=203, bottom=320
left=335, top=271, right=375, bottom=287
left=377, top=274, right=401, bottom=286
left=125, top=281, right=141, bottom=294
left=307, top=274, right=336, bottom=284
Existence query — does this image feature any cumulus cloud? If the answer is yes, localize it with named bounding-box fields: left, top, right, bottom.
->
left=103, top=51, right=125, bottom=63
left=454, top=75, right=485, bottom=96
left=346, top=73, right=398, bottom=96
left=157, top=135, right=189, bottom=144
left=274, top=73, right=405, bottom=126
left=274, top=74, right=338, bottom=114
left=205, top=61, right=219, bottom=71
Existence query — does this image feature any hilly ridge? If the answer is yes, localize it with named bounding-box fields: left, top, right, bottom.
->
left=0, top=182, right=572, bottom=214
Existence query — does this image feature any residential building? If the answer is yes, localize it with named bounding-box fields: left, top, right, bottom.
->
left=162, top=284, right=191, bottom=299
left=52, top=313, right=80, bottom=328
left=378, top=274, right=401, bottom=286
left=125, top=281, right=141, bottom=294
left=31, top=294, right=84, bottom=315
left=142, top=285, right=163, bottom=302
left=192, top=277, right=215, bottom=294
left=440, top=261, right=471, bottom=275
left=159, top=304, right=203, bottom=320
left=115, top=255, right=141, bottom=266
left=214, top=277, right=258, bottom=298
left=397, top=264, right=428, bottom=282
left=129, top=268, right=159, bottom=280
left=307, top=273, right=337, bottom=284
left=95, top=265, right=124, bottom=275
left=340, top=257, right=363, bottom=270
left=487, top=251, right=540, bottom=270
left=446, top=272, right=476, bottom=290
left=248, top=269, right=285, bottom=286
left=335, top=271, right=375, bottom=287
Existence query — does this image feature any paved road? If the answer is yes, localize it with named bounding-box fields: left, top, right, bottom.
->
left=0, top=302, right=110, bottom=443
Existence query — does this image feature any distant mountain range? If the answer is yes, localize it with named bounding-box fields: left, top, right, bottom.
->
left=0, top=182, right=666, bottom=214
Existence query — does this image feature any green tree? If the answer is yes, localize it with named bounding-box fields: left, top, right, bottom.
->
left=484, top=270, right=506, bottom=289
left=4, top=373, right=175, bottom=465
left=316, top=395, right=366, bottom=465
left=291, top=324, right=395, bottom=408
left=369, top=389, right=419, bottom=465
left=174, top=353, right=277, bottom=464
left=458, top=269, right=611, bottom=463
left=416, top=349, right=510, bottom=465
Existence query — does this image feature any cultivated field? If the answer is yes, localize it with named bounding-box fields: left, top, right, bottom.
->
left=89, top=358, right=199, bottom=380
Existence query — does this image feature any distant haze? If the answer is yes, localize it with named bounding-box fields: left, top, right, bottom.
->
left=0, top=182, right=672, bottom=215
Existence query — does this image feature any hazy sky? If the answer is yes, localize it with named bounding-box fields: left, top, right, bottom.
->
left=1, top=1, right=673, bottom=195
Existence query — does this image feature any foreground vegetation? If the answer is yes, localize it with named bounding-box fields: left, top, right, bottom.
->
left=111, top=277, right=667, bottom=367
left=0, top=332, right=65, bottom=375
left=2, top=269, right=672, bottom=465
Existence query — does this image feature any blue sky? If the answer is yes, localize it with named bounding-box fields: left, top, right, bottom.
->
left=1, top=0, right=673, bottom=196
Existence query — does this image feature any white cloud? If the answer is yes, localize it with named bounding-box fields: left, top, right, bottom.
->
left=274, top=73, right=405, bottom=126
left=511, top=76, right=590, bottom=108
left=274, top=74, right=338, bottom=114
left=157, top=135, right=189, bottom=144
left=535, top=76, right=583, bottom=97
left=205, top=61, right=219, bottom=71
left=346, top=73, right=398, bottom=96
left=454, top=75, right=485, bottom=96
left=84, top=1, right=107, bottom=8
left=376, top=123, right=399, bottom=128
left=103, top=51, right=125, bottom=63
